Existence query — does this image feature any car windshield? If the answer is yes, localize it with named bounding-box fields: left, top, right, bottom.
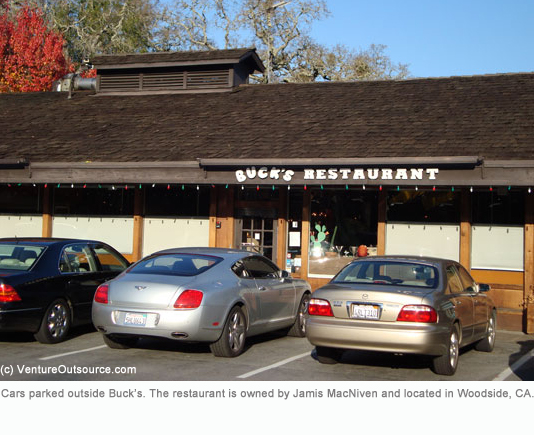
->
left=0, top=244, right=45, bottom=271
left=332, top=260, right=438, bottom=288
left=128, top=253, right=222, bottom=276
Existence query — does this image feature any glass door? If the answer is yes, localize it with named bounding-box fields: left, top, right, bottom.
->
left=235, top=212, right=277, bottom=263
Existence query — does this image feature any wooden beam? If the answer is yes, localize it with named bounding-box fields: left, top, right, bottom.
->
left=524, top=191, right=534, bottom=334
left=215, top=186, right=235, bottom=248
left=276, top=188, right=288, bottom=270
left=41, top=187, right=53, bottom=237
left=209, top=187, right=217, bottom=247
left=460, top=188, right=472, bottom=270
left=131, top=188, right=144, bottom=262
left=301, top=190, right=311, bottom=281
left=377, top=190, right=387, bottom=255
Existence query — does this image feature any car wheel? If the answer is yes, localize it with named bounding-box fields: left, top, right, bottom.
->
left=287, top=293, right=310, bottom=337
left=315, top=346, right=343, bottom=364
left=210, top=305, right=247, bottom=357
left=103, top=334, right=139, bottom=349
left=34, top=299, right=71, bottom=344
left=432, top=324, right=460, bottom=376
left=475, top=311, right=496, bottom=352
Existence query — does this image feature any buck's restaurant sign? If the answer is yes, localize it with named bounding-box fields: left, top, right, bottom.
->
left=235, top=166, right=440, bottom=183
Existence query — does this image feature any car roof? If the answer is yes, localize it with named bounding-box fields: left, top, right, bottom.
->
left=351, top=255, right=453, bottom=267
left=150, top=247, right=255, bottom=260
left=0, top=237, right=108, bottom=247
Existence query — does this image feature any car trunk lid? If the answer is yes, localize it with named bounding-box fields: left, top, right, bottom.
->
left=316, top=283, right=434, bottom=322
left=108, top=273, right=198, bottom=309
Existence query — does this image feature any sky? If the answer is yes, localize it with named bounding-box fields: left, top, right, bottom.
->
left=310, top=0, right=534, bottom=78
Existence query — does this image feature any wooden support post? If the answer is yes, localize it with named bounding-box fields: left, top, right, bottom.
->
left=276, top=188, right=288, bottom=271
left=132, top=188, right=144, bottom=262
left=301, top=189, right=311, bottom=281
left=377, top=189, right=387, bottom=255
left=214, top=186, right=234, bottom=248
left=460, top=189, right=472, bottom=271
left=209, top=187, right=218, bottom=247
left=41, top=187, right=53, bottom=237
left=524, top=191, right=534, bottom=334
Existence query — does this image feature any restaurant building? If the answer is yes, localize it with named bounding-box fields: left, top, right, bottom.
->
left=1, top=49, right=533, bottom=332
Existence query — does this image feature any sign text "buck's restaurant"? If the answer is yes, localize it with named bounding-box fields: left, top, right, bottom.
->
left=235, top=167, right=440, bottom=183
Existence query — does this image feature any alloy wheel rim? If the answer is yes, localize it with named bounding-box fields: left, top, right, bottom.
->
left=488, top=317, right=496, bottom=346
left=47, top=304, right=68, bottom=338
left=449, top=331, right=459, bottom=369
left=298, top=299, right=309, bottom=334
left=228, top=311, right=245, bottom=352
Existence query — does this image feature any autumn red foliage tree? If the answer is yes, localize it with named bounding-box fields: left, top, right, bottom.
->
left=0, top=3, right=72, bottom=92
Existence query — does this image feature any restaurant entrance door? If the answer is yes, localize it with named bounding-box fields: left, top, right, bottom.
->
left=235, top=208, right=278, bottom=263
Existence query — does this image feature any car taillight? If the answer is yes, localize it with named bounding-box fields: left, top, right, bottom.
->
left=308, top=298, right=334, bottom=317
left=174, top=290, right=203, bottom=309
left=94, top=284, right=109, bottom=304
left=0, top=283, right=21, bottom=302
left=397, top=305, right=437, bottom=323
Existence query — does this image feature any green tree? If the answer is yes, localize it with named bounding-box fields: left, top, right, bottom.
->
left=48, top=0, right=163, bottom=62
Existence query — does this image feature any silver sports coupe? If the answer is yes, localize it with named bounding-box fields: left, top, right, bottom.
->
left=92, top=248, right=311, bottom=357
left=305, top=256, right=496, bottom=375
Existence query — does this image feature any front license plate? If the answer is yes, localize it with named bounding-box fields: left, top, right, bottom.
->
left=124, top=312, right=147, bottom=327
left=351, top=304, right=380, bottom=320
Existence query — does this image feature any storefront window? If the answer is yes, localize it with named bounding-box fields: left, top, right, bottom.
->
left=309, top=189, right=378, bottom=277
left=0, top=185, right=42, bottom=214
left=386, top=190, right=461, bottom=261
left=54, top=187, right=134, bottom=216
left=145, top=185, right=210, bottom=217
left=387, top=190, right=460, bottom=223
left=471, top=189, right=525, bottom=271
left=471, top=189, right=524, bottom=225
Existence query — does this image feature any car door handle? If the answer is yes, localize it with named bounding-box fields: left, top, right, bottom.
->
left=259, top=286, right=267, bottom=291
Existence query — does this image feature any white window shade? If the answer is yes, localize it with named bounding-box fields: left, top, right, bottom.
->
left=52, top=216, right=134, bottom=254
left=0, top=215, right=43, bottom=238
left=385, top=223, right=460, bottom=261
left=471, top=225, right=524, bottom=271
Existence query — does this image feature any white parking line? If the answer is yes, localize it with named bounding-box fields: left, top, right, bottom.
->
left=237, top=352, right=310, bottom=379
left=492, top=348, right=534, bottom=381
left=39, top=345, right=107, bottom=361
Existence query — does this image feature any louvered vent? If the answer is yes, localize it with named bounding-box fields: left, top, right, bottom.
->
left=187, top=70, right=229, bottom=88
left=98, top=70, right=230, bottom=92
left=99, top=74, right=139, bottom=91
left=142, top=72, right=185, bottom=90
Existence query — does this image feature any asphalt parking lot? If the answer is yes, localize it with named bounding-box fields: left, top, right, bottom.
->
left=1, top=326, right=533, bottom=381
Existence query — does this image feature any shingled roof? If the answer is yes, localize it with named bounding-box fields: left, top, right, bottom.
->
left=1, top=72, right=533, bottom=164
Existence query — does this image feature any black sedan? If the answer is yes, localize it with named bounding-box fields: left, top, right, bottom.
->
left=0, top=238, right=129, bottom=343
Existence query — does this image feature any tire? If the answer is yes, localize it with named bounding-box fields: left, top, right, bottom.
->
left=103, top=334, right=138, bottom=349
left=287, top=293, right=310, bottom=337
left=315, top=346, right=343, bottom=364
left=475, top=311, right=496, bottom=352
left=432, top=324, right=460, bottom=376
left=210, top=306, right=247, bottom=357
left=34, top=299, right=71, bottom=344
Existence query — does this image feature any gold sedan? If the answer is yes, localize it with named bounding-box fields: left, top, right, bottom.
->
left=305, top=256, right=496, bottom=375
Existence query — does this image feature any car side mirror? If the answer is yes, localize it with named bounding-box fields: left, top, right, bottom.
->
left=478, top=283, right=491, bottom=292
left=279, top=270, right=291, bottom=280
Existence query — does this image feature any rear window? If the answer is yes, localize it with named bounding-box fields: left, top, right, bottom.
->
left=128, top=253, right=222, bottom=276
left=332, top=260, right=438, bottom=288
left=0, top=244, right=45, bottom=271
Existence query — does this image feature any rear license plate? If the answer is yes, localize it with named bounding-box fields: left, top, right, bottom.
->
left=124, top=312, right=147, bottom=326
left=351, top=304, right=381, bottom=320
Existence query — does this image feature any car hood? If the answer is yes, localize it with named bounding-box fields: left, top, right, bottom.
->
left=108, top=273, right=200, bottom=310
